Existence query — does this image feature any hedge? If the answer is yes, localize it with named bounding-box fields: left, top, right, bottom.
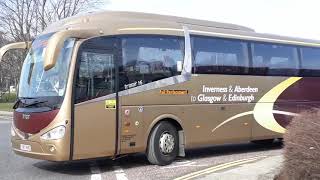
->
left=276, top=109, right=320, bottom=180
left=0, top=93, right=17, bottom=103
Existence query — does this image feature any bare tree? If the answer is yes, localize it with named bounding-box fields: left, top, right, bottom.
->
left=0, top=31, right=7, bottom=45
left=0, top=30, right=26, bottom=91
left=0, top=31, right=9, bottom=91
left=0, top=0, right=37, bottom=41
left=0, top=0, right=104, bottom=92
left=0, top=0, right=104, bottom=41
left=0, top=50, right=25, bottom=91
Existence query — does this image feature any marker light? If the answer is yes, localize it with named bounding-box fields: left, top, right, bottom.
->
left=41, top=126, right=66, bottom=140
left=49, top=146, right=56, bottom=152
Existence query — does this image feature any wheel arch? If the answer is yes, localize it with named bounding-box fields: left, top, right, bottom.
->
left=145, top=114, right=185, bottom=156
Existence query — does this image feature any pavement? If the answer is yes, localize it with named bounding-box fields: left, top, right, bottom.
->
left=0, top=111, right=13, bottom=116
left=0, top=111, right=13, bottom=121
left=0, top=113, right=283, bottom=180
left=197, top=155, right=282, bottom=180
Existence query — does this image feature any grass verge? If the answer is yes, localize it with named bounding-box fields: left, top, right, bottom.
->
left=0, top=103, right=13, bottom=112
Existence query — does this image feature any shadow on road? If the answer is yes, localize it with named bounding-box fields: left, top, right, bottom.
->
left=33, top=141, right=283, bottom=175
left=33, top=161, right=94, bottom=175
left=186, top=141, right=283, bottom=159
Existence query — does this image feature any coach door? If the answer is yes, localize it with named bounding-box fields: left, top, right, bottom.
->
left=72, top=37, right=119, bottom=160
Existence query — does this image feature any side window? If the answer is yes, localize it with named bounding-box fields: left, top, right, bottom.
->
left=251, top=43, right=299, bottom=76
left=301, top=47, right=320, bottom=76
left=192, top=36, right=249, bottom=74
left=120, top=36, right=184, bottom=91
left=75, top=51, right=115, bottom=103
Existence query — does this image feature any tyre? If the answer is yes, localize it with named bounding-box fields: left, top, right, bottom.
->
left=147, top=121, right=179, bottom=165
left=251, top=139, right=274, bottom=145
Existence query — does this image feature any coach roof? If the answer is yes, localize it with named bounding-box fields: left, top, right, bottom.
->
left=43, top=11, right=320, bottom=47
left=43, top=11, right=254, bottom=33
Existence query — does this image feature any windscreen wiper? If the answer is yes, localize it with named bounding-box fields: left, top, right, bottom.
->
left=24, top=100, right=48, bottom=108
left=12, top=99, right=22, bottom=109
left=12, top=97, right=35, bottom=109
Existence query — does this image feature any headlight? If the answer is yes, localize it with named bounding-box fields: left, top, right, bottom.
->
left=11, top=126, right=16, bottom=137
left=41, top=126, right=66, bottom=140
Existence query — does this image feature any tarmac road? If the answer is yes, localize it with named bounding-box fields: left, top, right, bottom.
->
left=0, top=115, right=282, bottom=180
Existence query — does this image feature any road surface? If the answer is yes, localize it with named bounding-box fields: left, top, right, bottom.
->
left=0, top=116, right=282, bottom=180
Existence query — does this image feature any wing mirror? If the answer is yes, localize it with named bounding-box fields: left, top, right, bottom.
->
left=44, top=29, right=101, bottom=71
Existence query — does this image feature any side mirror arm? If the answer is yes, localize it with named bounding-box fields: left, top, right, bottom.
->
left=0, top=42, right=31, bottom=62
left=44, top=29, right=101, bottom=71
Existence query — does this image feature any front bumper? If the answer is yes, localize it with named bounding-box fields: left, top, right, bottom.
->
left=11, top=126, right=70, bottom=162
left=12, top=140, right=56, bottom=161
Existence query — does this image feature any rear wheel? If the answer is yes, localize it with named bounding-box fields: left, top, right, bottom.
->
left=251, top=139, right=274, bottom=145
left=147, top=122, right=179, bottom=165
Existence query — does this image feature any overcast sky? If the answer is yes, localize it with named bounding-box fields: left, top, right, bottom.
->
left=102, top=0, right=320, bottom=40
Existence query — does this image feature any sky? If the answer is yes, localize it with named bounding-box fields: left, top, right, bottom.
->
left=101, top=0, right=320, bottom=40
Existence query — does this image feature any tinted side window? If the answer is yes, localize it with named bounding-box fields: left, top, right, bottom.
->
left=120, top=36, right=184, bottom=91
left=192, top=36, right=249, bottom=74
left=75, top=51, right=115, bottom=103
left=301, top=47, right=320, bottom=76
left=251, top=43, right=299, bottom=76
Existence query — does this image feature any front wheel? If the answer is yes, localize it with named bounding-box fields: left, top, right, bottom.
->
left=147, top=122, right=179, bottom=165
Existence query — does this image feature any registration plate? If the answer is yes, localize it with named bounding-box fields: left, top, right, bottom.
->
left=20, top=144, right=31, bottom=152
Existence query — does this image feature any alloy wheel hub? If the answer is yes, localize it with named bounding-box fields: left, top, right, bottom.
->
left=159, top=132, right=175, bottom=154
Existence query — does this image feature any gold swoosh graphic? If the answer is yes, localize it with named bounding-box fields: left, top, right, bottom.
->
left=253, top=77, right=302, bottom=134
left=212, top=111, right=253, bottom=133
left=212, top=110, right=299, bottom=133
